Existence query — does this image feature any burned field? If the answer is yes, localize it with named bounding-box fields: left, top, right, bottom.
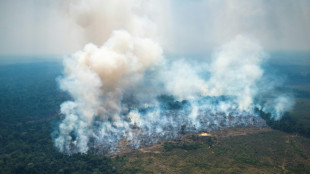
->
left=115, top=127, right=310, bottom=174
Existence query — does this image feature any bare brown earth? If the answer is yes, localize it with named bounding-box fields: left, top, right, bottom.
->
left=117, top=127, right=273, bottom=155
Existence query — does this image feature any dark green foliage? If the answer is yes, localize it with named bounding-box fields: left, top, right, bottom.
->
left=0, top=121, right=117, bottom=174
left=258, top=109, right=310, bottom=138
left=0, top=62, right=69, bottom=124
left=163, top=142, right=178, bottom=151
left=157, top=95, right=190, bottom=110
left=164, top=142, right=200, bottom=151
left=180, top=125, right=186, bottom=134
left=163, top=136, right=215, bottom=152
left=197, top=136, right=216, bottom=147
left=0, top=62, right=117, bottom=173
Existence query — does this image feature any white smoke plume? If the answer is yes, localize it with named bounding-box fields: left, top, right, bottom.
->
left=54, top=0, right=295, bottom=154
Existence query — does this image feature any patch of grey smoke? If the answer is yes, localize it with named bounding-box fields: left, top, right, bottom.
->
left=54, top=0, right=294, bottom=154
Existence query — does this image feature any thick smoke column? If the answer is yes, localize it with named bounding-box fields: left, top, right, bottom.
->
left=54, top=0, right=294, bottom=154
left=56, top=30, right=162, bottom=153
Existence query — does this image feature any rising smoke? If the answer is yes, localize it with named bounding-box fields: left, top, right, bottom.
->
left=54, top=0, right=295, bottom=154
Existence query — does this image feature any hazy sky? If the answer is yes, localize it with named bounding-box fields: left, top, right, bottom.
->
left=0, top=0, right=310, bottom=56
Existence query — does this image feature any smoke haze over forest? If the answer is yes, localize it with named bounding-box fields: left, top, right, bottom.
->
left=1, top=1, right=310, bottom=173
left=0, top=0, right=308, bottom=155
left=6, top=0, right=293, bottom=154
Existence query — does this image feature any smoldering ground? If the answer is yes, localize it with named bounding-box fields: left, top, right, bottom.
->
left=53, top=0, right=295, bottom=154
